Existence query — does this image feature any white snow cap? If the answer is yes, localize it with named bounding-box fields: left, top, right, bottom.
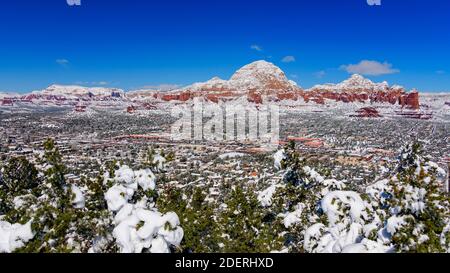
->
left=308, top=73, right=402, bottom=93
left=34, top=85, right=125, bottom=99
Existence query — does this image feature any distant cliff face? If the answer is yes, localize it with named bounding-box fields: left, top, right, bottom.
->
left=0, top=61, right=421, bottom=110
left=158, top=60, right=302, bottom=103
left=155, top=61, right=420, bottom=109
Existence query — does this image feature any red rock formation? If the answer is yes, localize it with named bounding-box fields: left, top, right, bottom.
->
left=398, top=91, right=419, bottom=110
left=276, top=92, right=298, bottom=101
left=247, top=92, right=263, bottom=104
left=205, top=94, right=219, bottom=103
left=1, top=98, right=13, bottom=106
left=178, top=92, right=191, bottom=102
left=404, top=91, right=420, bottom=110
left=150, top=63, right=421, bottom=109
left=74, top=105, right=87, bottom=112
left=127, top=105, right=136, bottom=113
left=351, top=107, right=382, bottom=118
left=142, top=103, right=157, bottom=110
left=311, top=96, right=325, bottom=105
left=162, top=94, right=186, bottom=102
left=305, top=140, right=323, bottom=148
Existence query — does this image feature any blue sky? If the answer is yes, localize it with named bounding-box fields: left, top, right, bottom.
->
left=0, top=0, right=449, bottom=92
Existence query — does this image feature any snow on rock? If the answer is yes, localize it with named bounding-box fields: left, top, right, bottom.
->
left=181, top=60, right=300, bottom=95
left=0, top=220, right=34, bottom=253
left=308, top=74, right=396, bottom=93
left=229, top=60, right=299, bottom=92
left=35, top=85, right=125, bottom=99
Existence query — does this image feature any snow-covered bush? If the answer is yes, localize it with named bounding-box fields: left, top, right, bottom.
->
left=0, top=139, right=115, bottom=253
left=0, top=139, right=182, bottom=253
left=0, top=220, right=34, bottom=253
left=267, top=142, right=449, bottom=253
left=379, top=143, right=450, bottom=252
left=157, top=187, right=220, bottom=253
left=216, top=186, right=284, bottom=253
left=104, top=165, right=183, bottom=253
left=1, top=157, right=38, bottom=196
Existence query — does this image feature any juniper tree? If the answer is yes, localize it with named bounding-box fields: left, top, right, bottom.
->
left=1, top=157, right=39, bottom=195
left=217, top=186, right=284, bottom=253
left=0, top=157, right=39, bottom=216
left=269, top=143, right=350, bottom=252
left=383, top=143, right=450, bottom=252
left=158, top=187, right=220, bottom=253
left=6, top=139, right=112, bottom=252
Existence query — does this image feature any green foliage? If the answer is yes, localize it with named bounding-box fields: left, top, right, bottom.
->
left=158, top=187, right=220, bottom=253
left=1, top=157, right=39, bottom=195
left=0, top=139, right=114, bottom=253
left=386, top=143, right=450, bottom=253
left=217, top=186, right=284, bottom=253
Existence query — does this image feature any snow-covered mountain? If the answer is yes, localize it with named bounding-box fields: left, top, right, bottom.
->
left=308, top=74, right=404, bottom=93
left=0, top=92, right=20, bottom=99
left=32, top=85, right=126, bottom=99
left=180, top=60, right=300, bottom=95
left=0, top=61, right=427, bottom=110
left=126, top=90, right=158, bottom=100
left=302, top=74, right=421, bottom=109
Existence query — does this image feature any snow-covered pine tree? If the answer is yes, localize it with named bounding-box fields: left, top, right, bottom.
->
left=216, top=185, right=284, bottom=253
left=157, top=187, right=221, bottom=253
left=0, top=139, right=183, bottom=253
left=103, top=163, right=184, bottom=253
left=267, top=142, right=350, bottom=252
left=381, top=143, right=450, bottom=252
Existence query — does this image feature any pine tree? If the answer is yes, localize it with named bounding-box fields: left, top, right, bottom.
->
left=158, top=187, right=220, bottom=253
left=384, top=143, right=450, bottom=252
left=216, top=185, right=284, bottom=253
left=1, top=157, right=39, bottom=195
